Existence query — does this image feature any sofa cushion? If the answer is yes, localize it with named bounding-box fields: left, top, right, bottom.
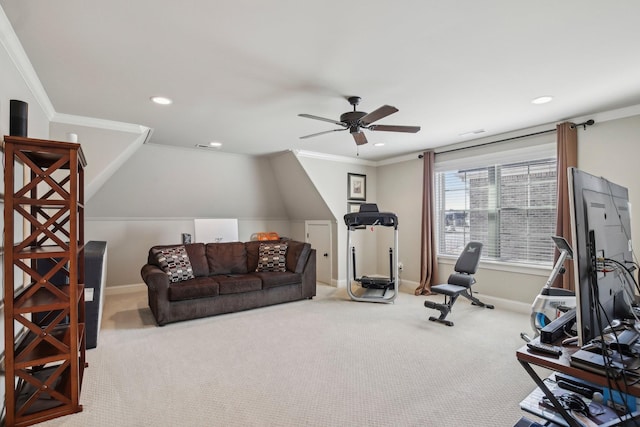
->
left=217, top=274, right=262, bottom=295
left=245, top=241, right=262, bottom=272
left=168, top=277, right=220, bottom=301
left=151, top=246, right=195, bottom=283
left=256, top=242, right=288, bottom=272
left=182, top=243, right=208, bottom=277
left=285, top=241, right=312, bottom=273
left=206, top=242, right=248, bottom=275
left=149, top=243, right=208, bottom=277
left=253, top=271, right=302, bottom=289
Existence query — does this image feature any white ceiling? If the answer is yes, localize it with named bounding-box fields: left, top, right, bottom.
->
left=3, top=1, right=640, bottom=161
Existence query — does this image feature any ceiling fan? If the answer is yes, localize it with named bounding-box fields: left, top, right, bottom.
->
left=298, top=96, right=421, bottom=146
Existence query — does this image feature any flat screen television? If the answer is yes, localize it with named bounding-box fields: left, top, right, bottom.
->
left=568, top=167, right=636, bottom=346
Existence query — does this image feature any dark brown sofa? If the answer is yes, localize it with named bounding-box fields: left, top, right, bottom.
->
left=141, top=240, right=316, bottom=326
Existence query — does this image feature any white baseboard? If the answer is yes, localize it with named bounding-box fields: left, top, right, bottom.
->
left=401, top=278, right=531, bottom=314
left=399, top=279, right=419, bottom=294
left=105, top=283, right=146, bottom=296
left=331, top=278, right=531, bottom=314
left=475, top=294, right=531, bottom=315
left=104, top=281, right=531, bottom=315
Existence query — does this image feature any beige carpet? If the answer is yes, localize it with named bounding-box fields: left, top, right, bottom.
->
left=38, top=284, right=547, bottom=426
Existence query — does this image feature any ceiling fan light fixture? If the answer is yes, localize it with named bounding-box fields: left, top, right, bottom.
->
left=298, top=96, right=420, bottom=147
left=150, top=96, right=173, bottom=105
left=531, top=95, right=553, bottom=105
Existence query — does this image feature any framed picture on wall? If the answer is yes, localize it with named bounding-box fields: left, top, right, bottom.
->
left=347, top=173, right=366, bottom=201
left=348, top=202, right=362, bottom=213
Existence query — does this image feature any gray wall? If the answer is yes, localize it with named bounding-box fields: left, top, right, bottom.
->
left=87, top=116, right=640, bottom=304
left=2, top=0, right=640, bottom=321
left=87, top=143, right=288, bottom=218
left=375, top=112, right=640, bottom=304
left=376, top=151, right=547, bottom=301
left=297, top=155, right=378, bottom=285
left=578, top=113, right=640, bottom=253
left=268, top=150, right=333, bottom=221
left=49, top=121, right=146, bottom=200
left=0, top=22, right=51, bottom=413
left=0, top=68, right=49, bottom=138
left=84, top=149, right=340, bottom=287
left=85, top=143, right=293, bottom=286
left=3, top=0, right=636, bottom=413
left=376, top=157, right=423, bottom=290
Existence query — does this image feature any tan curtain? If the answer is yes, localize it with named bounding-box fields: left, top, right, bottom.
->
left=554, top=122, right=577, bottom=290
left=415, top=151, right=438, bottom=295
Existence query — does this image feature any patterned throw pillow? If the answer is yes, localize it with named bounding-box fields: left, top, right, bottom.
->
left=256, top=242, right=288, bottom=272
left=153, top=246, right=195, bottom=283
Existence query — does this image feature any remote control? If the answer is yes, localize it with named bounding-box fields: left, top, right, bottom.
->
left=527, top=341, right=563, bottom=357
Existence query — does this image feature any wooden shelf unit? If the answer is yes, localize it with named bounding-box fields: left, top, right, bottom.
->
left=3, top=135, right=87, bottom=427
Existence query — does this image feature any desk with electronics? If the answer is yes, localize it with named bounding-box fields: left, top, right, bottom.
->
left=516, top=168, right=640, bottom=427
left=517, top=321, right=640, bottom=427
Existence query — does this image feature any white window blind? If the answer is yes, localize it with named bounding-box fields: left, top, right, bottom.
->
left=435, top=139, right=557, bottom=265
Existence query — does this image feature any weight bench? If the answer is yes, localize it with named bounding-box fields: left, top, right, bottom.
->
left=424, top=241, right=494, bottom=326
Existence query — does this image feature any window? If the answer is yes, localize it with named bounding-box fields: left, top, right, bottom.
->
left=435, top=142, right=557, bottom=266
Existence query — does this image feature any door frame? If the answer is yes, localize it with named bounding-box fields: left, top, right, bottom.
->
left=305, top=220, right=333, bottom=286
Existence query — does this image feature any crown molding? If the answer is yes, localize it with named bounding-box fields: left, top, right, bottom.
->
left=2, top=8, right=149, bottom=136
left=51, top=112, right=149, bottom=134
left=0, top=8, right=55, bottom=119
left=293, top=149, right=377, bottom=166
left=376, top=152, right=425, bottom=166
left=85, top=129, right=148, bottom=201
left=571, top=103, right=640, bottom=125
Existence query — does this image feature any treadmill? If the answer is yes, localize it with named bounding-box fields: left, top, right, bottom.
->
left=344, top=203, right=399, bottom=303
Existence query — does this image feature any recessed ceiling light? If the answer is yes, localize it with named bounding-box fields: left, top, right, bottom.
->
left=195, top=142, right=223, bottom=149
left=373, top=142, right=385, bottom=147
left=531, top=96, right=553, bottom=105
left=459, top=129, right=486, bottom=137
left=150, top=96, right=173, bottom=105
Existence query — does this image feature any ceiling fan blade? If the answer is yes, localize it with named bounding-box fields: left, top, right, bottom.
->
left=369, top=124, right=421, bottom=133
left=298, top=113, right=345, bottom=127
left=352, top=131, right=368, bottom=146
left=359, top=105, right=398, bottom=126
left=300, top=128, right=347, bottom=139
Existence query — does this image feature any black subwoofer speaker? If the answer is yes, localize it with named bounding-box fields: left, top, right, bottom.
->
left=10, top=99, right=28, bottom=137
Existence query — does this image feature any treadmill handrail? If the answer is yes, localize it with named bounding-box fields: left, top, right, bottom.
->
left=344, top=211, right=398, bottom=229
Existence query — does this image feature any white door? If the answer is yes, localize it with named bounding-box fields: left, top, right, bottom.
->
left=306, top=221, right=332, bottom=285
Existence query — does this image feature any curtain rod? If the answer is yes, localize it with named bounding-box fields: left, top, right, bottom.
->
left=434, top=128, right=557, bottom=156
left=419, top=119, right=594, bottom=158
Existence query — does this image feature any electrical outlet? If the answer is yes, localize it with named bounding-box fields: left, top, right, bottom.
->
left=398, top=262, right=403, bottom=271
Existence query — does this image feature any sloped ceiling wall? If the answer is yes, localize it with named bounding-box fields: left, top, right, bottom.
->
left=50, top=121, right=147, bottom=201
left=86, top=143, right=289, bottom=219
left=268, top=150, right=333, bottom=221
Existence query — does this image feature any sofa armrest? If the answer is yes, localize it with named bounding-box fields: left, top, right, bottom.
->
left=141, top=264, right=172, bottom=325
left=300, top=249, right=316, bottom=299
left=141, top=264, right=169, bottom=292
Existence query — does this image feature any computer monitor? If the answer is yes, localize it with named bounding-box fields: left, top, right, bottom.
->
left=568, top=167, right=636, bottom=346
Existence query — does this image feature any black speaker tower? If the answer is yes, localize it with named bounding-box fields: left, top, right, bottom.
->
left=10, top=99, right=28, bottom=137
